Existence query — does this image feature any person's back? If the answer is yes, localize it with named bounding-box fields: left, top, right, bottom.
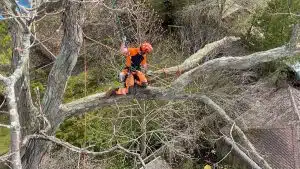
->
left=124, top=47, right=147, bottom=71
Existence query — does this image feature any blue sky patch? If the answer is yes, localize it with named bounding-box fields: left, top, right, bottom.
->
left=17, top=0, right=32, bottom=8
left=0, top=0, right=31, bottom=20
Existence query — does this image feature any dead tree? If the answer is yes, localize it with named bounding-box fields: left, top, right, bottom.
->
left=0, top=0, right=300, bottom=169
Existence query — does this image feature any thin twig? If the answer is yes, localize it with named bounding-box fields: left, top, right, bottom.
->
left=23, top=133, right=146, bottom=168
left=0, top=123, right=11, bottom=128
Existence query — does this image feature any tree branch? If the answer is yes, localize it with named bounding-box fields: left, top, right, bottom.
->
left=153, top=36, right=240, bottom=75
left=223, top=136, right=261, bottom=169
left=60, top=87, right=174, bottom=118
left=23, top=133, right=146, bottom=168
left=172, top=45, right=300, bottom=90
left=0, top=74, right=9, bottom=84
left=6, top=83, right=22, bottom=169
left=199, top=95, right=271, bottom=169
left=0, top=153, right=13, bottom=162
left=0, top=123, right=11, bottom=128
left=41, top=0, right=85, bottom=132
left=10, top=35, right=31, bottom=83
left=288, top=85, right=300, bottom=120
left=59, top=88, right=271, bottom=167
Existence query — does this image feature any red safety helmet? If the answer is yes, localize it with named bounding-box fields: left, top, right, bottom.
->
left=140, top=42, right=153, bottom=53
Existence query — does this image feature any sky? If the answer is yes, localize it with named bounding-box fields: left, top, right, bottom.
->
left=16, top=0, right=32, bottom=8
left=0, top=0, right=31, bottom=20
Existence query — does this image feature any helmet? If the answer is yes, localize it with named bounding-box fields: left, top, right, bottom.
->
left=140, top=42, right=153, bottom=53
left=203, top=165, right=212, bottom=169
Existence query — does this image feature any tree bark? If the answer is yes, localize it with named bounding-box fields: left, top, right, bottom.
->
left=1, top=1, right=299, bottom=166
left=153, top=36, right=239, bottom=75
left=223, top=137, right=261, bottom=169
left=19, top=1, right=85, bottom=169
left=172, top=45, right=300, bottom=90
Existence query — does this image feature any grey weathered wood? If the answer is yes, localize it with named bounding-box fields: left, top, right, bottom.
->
left=223, top=137, right=261, bottom=169
left=21, top=1, right=85, bottom=169
left=139, top=156, right=171, bottom=169
left=172, top=46, right=300, bottom=90
left=153, top=36, right=240, bottom=75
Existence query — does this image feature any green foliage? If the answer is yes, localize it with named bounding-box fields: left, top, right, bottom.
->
left=56, top=108, right=135, bottom=168
left=245, top=0, right=300, bottom=51
left=0, top=22, right=11, bottom=155
left=30, top=81, right=46, bottom=99
left=56, top=100, right=167, bottom=168
left=0, top=22, right=12, bottom=65
left=29, top=69, right=48, bottom=102
left=0, top=115, right=10, bottom=155
left=56, top=107, right=137, bottom=168
left=63, top=70, right=121, bottom=102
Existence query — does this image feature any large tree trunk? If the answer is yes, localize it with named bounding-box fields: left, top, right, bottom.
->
left=18, top=1, right=85, bottom=168
left=10, top=22, right=37, bottom=138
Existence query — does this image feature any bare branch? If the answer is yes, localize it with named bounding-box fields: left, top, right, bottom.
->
left=6, top=84, right=22, bottom=169
left=23, top=133, right=146, bottom=168
left=31, top=34, right=57, bottom=60
left=172, top=45, right=300, bottom=90
left=153, top=36, right=240, bottom=75
left=59, top=86, right=270, bottom=168
left=199, top=95, right=271, bottom=169
left=223, top=136, right=261, bottom=169
left=271, top=12, right=300, bottom=17
left=118, top=145, right=146, bottom=168
left=215, top=123, right=235, bottom=165
left=0, top=123, right=11, bottom=128
left=83, top=32, right=119, bottom=53
left=101, top=2, right=129, bottom=13
left=0, top=153, right=13, bottom=162
left=22, top=134, right=118, bottom=155
left=0, top=74, right=9, bottom=84
left=41, top=0, right=85, bottom=130
left=288, top=85, right=300, bottom=120
left=9, top=34, right=31, bottom=83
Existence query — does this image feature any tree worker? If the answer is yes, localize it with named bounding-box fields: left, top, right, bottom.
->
left=107, top=37, right=153, bottom=96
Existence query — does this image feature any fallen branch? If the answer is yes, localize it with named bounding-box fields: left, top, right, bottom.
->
left=223, top=136, right=261, bottom=169
left=288, top=85, right=300, bottom=120
left=200, top=95, right=272, bottom=169
left=153, top=36, right=240, bottom=75
left=59, top=87, right=271, bottom=168
left=172, top=45, right=300, bottom=90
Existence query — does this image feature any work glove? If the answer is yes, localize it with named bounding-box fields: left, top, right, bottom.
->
left=122, top=36, right=127, bottom=48
left=122, top=36, right=127, bottom=43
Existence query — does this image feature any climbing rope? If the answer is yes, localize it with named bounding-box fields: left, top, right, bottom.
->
left=112, top=0, right=128, bottom=72
left=112, top=0, right=125, bottom=39
left=111, top=0, right=181, bottom=88
left=82, top=39, right=88, bottom=169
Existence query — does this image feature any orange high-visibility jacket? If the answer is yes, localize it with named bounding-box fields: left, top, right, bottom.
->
left=124, top=48, right=147, bottom=69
